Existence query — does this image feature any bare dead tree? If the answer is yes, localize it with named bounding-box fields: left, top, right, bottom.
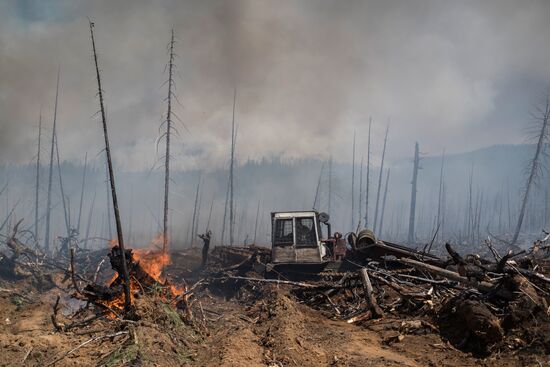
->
left=373, top=124, right=389, bottom=235
left=512, top=92, right=550, bottom=244
left=76, top=152, right=88, bottom=234
left=351, top=130, right=356, bottom=231
left=89, top=20, right=131, bottom=311
left=407, top=142, right=420, bottom=244
left=328, top=155, right=333, bottom=215
left=229, top=88, right=237, bottom=246
left=378, top=168, right=391, bottom=237
left=364, top=118, right=372, bottom=228
left=357, top=155, right=363, bottom=231
left=83, top=191, right=96, bottom=249
left=54, top=129, right=70, bottom=237
left=312, top=162, right=325, bottom=210
left=104, top=162, right=113, bottom=239
left=436, top=150, right=445, bottom=242
left=466, top=163, right=474, bottom=243
left=190, top=174, right=201, bottom=247
left=194, top=188, right=202, bottom=244
left=34, top=109, right=42, bottom=245
left=221, top=172, right=230, bottom=245
left=161, top=29, right=176, bottom=256
left=253, top=199, right=260, bottom=244
left=204, top=196, right=214, bottom=232
left=44, top=68, right=60, bottom=252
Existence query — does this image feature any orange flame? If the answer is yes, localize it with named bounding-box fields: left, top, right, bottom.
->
left=100, top=234, right=185, bottom=315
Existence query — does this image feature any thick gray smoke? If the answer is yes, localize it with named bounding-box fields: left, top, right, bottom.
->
left=1, top=0, right=550, bottom=170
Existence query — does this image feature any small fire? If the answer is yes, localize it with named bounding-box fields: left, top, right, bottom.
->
left=100, top=234, right=185, bottom=315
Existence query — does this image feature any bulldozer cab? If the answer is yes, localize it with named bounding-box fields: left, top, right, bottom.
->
left=271, top=211, right=326, bottom=263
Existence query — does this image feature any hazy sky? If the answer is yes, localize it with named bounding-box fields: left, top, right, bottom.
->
left=1, top=0, right=549, bottom=170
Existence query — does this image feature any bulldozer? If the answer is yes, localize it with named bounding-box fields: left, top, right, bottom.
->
left=267, top=210, right=443, bottom=278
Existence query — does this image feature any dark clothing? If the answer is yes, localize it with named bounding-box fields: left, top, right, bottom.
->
left=198, top=233, right=211, bottom=268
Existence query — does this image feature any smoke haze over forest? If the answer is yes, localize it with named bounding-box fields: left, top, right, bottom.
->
left=1, top=0, right=550, bottom=170
left=1, top=1, right=550, bottom=250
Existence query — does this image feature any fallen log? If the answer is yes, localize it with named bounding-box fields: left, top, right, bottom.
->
left=359, top=268, right=384, bottom=318
left=396, top=258, right=495, bottom=293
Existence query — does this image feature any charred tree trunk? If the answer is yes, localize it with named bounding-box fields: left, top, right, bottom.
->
left=83, top=191, right=96, bottom=249
left=328, top=156, right=333, bottom=215
left=229, top=89, right=237, bottom=246
left=358, top=155, right=364, bottom=231
left=407, top=142, right=420, bottom=244
left=89, top=20, right=131, bottom=312
left=191, top=175, right=201, bottom=247
left=436, top=150, right=445, bottom=242
left=104, top=162, right=113, bottom=239
left=34, top=110, right=42, bottom=246
left=313, top=162, right=325, bottom=210
left=378, top=168, right=390, bottom=237
left=54, top=130, right=70, bottom=237
left=221, top=172, right=230, bottom=245
left=76, top=153, right=88, bottom=234
left=44, top=69, right=60, bottom=252
left=373, top=125, right=389, bottom=235
left=512, top=95, right=550, bottom=244
left=162, top=29, right=176, bottom=255
left=253, top=199, right=260, bottom=244
left=206, top=196, right=214, bottom=232
left=351, top=130, right=356, bottom=231
left=364, top=118, right=372, bottom=228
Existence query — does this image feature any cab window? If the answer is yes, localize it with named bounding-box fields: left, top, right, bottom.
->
left=295, top=217, right=317, bottom=247
left=273, top=218, right=293, bottom=245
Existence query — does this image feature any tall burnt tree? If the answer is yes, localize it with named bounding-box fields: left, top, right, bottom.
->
left=436, top=150, right=445, bottom=243
left=229, top=89, right=237, bottom=245
left=407, top=142, right=420, bottom=244
left=373, top=124, right=389, bottom=235
left=162, top=29, right=176, bottom=256
left=54, top=129, right=70, bottom=237
left=312, top=162, right=325, bottom=210
left=328, top=155, right=333, bottom=215
left=378, top=168, right=391, bottom=237
left=190, top=174, right=201, bottom=247
left=89, top=20, right=131, bottom=311
left=221, top=171, right=230, bottom=245
left=34, top=109, right=42, bottom=245
left=351, top=130, right=356, bottom=231
left=364, top=118, right=372, bottom=228
left=512, top=93, right=550, bottom=245
left=76, top=153, right=88, bottom=234
left=44, top=68, right=60, bottom=252
left=358, top=155, right=363, bottom=231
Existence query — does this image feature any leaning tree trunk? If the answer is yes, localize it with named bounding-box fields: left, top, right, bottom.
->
left=512, top=97, right=550, bottom=245
left=89, top=20, right=131, bottom=311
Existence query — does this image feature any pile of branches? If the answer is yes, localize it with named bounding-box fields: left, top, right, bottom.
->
left=291, top=238, right=550, bottom=356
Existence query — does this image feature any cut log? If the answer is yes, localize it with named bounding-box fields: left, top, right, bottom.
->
left=359, top=268, right=384, bottom=318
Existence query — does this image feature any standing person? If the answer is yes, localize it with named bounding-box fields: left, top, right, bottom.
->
left=198, top=230, right=212, bottom=268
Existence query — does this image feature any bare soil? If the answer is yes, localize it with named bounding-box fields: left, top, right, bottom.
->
left=0, top=248, right=548, bottom=367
